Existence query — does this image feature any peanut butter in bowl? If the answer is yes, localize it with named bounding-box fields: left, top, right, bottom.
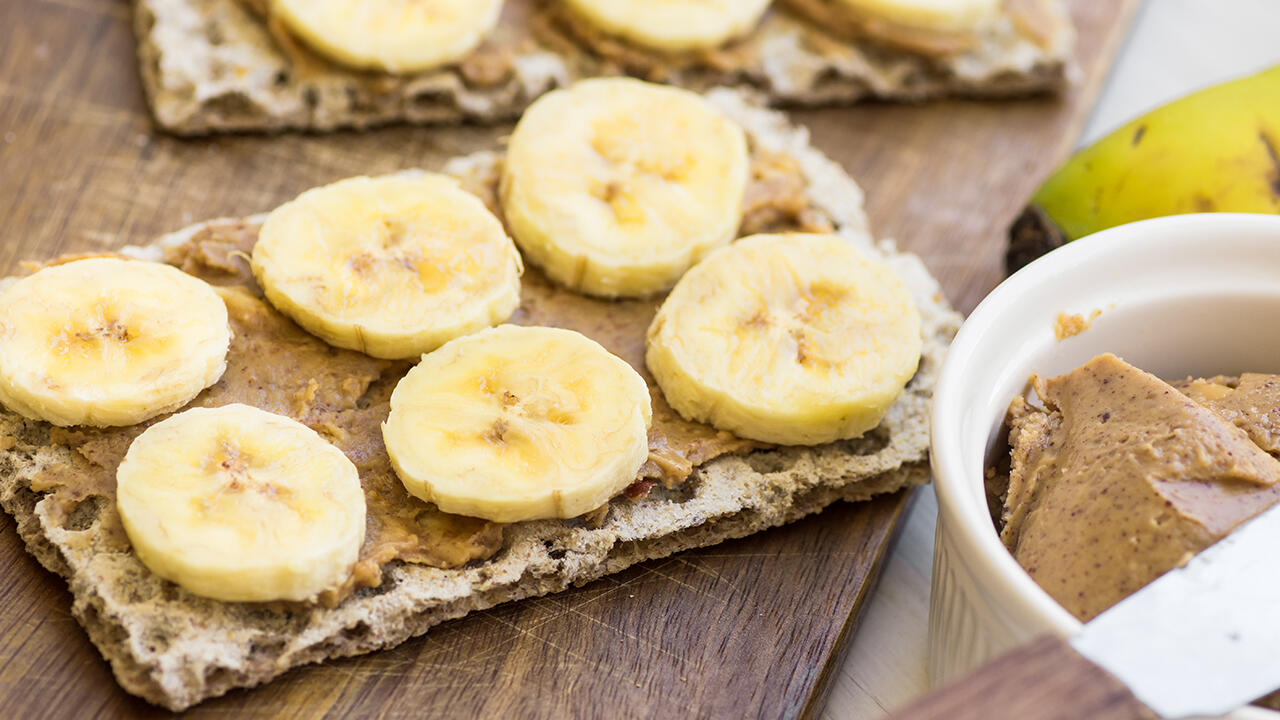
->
left=990, top=353, right=1280, bottom=708
left=927, top=214, right=1280, bottom=720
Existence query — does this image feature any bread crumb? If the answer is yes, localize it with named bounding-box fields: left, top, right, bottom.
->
left=1054, top=309, right=1101, bottom=340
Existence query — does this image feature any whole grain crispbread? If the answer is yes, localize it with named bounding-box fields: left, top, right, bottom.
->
left=134, top=0, right=1075, bottom=135
left=0, top=93, right=962, bottom=710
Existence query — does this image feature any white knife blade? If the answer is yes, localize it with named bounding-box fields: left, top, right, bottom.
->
left=1070, top=499, right=1280, bottom=719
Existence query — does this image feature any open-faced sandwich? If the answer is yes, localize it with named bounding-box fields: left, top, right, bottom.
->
left=135, top=0, right=1075, bottom=134
left=0, top=80, right=960, bottom=708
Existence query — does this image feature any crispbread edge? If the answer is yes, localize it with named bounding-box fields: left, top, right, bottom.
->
left=0, top=93, right=961, bottom=710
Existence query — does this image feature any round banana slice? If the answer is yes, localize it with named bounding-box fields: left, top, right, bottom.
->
left=501, top=78, right=749, bottom=298
left=832, top=0, right=1000, bottom=33
left=0, top=258, right=230, bottom=427
left=117, top=404, right=366, bottom=603
left=383, top=325, right=651, bottom=522
left=252, top=173, right=523, bottom=360
left=646, top=233, right=922, bottom=446
left=270, top=0, right=505, bottom=73
left=561, top=0, right=772, bottom=53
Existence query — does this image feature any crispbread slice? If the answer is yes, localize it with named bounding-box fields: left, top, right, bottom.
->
left=134, top=0, right=1074, bottom=135
left=0, top=93, right=962, bottom=710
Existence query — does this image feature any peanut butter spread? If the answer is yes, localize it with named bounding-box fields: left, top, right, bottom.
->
left=1052, top=309, right=1100, bottom=340
left=1001, top=354, right=1280, bottom=622
left=1177, top=373, right=1280, bottom=455
left=27, top=152, right=825, bottom=605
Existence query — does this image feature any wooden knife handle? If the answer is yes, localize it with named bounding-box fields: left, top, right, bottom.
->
left=888, top=634, right=1156, bottom=720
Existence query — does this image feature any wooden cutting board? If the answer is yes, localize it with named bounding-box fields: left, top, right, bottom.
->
left=0, top=1, right=1136, bottom=717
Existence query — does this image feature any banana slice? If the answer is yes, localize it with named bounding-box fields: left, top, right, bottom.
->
left=646, top=233, right=922, bottom=445
left=383, top=325, right=651, bottom=522
left=500, top=78, right=749, bottom=298
left=0, top=258, right=230, bottom=427
left=269, top=0, right=505, bottom=73
left=117, top=404, right=366, bottom=603
left=560, top=0, right=772, bottom=53
left=252, top=173, right=523, bottom=360
left=832, top=0, right=1000, bottom=33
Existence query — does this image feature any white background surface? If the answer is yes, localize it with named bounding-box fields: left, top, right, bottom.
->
left=824, top=2, right=1280, bottom=717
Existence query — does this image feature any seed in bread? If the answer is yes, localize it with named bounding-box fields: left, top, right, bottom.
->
left=251, top=173, right=523, bottom=360
left=500, top=78, right=749, bottom=298
left=383, top=324, right=652, bottom=522
left=646, top=233, right=923, bottom=445
left=0, top=257, right=231, bottom=427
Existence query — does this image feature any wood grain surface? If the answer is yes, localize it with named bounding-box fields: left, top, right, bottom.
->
left=888, top=635, right=1154, bottom=720
left=0, top=0, right=1136, bottom=717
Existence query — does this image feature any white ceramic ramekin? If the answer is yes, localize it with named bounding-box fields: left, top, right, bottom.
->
left=929, top=213, right=1280, bottom=720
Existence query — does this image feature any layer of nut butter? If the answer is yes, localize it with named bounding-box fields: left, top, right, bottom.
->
left=28, top=149, right=827, bottom=606
left=1000, top=353, right=1280, bottom=622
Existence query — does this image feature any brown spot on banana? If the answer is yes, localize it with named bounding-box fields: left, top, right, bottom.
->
left=380, top=218, right=404, bottom=247
left=486, top=419, right=509, bottom=445
left=1260, top=130, right=1280, bottom=200
left=395, top=254, right=420, bottom=273
left=598, top=180, right=624, bottom=204
left=793, top=332, right=833, bottom=371
left=75, top=320, right=131, bottom=344
left=348, top=253, right=377, bottom=276
left=1131, top=124, right=1146, bottom=147
left=212, top=437, right=250, bottom=487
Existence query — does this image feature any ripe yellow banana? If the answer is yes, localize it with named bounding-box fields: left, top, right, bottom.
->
left=1008, top=63, right=1280, bottom=271
left=269, top=0, right=504, bottom=73
left=117, top=404, right=366, bottom=603
left=0, top=258, right=230, bottom=427
left=646, top=233, right=922, bottom=445
left=832, top=0, right=1000, bottom=33
left=501, top=78, right=750, bottom=298
left=252, top=173, right=523, bottom=360
left=560, top=0, right=772, bottom=53
left=383, top=325, right=651, bottom=522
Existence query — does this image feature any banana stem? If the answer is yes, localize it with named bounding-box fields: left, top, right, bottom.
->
left=1006, top=203, right=1068, bottom=273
